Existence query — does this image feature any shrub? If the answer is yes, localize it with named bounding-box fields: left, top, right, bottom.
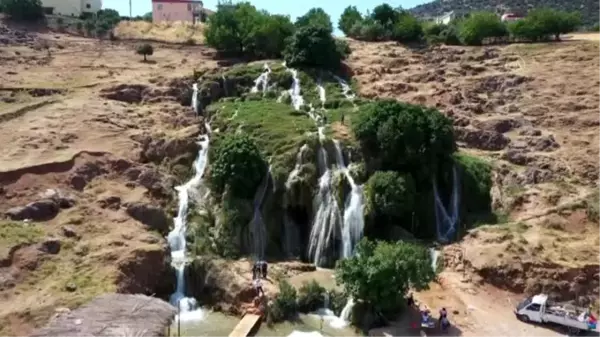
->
left=371, top=3, right=398, bottom=28
left=349, top=18, right=388, bottom=41
left=283, top=25, right=344, bottom=69
left=458, top=11, right=507, bottom=45
left=297, top=280, right=326, bottom=312
left=208, top=133, right=267, bottom=199
left=1, top=0, right=43, bottom=21
left=352, top=99, right=456, bottom=181
left=365, top=171, right=416, bottom=222
left=335, top=238, right=435, bottom=316
left=338, top=6, right=363, bottom=35
left=295, top=8, right=333, bottom=33
left=268, top=280, right=298, bottom=323
left=335, top=39, right=351, bottom=60
left=523, top=8, right=581, bottom=41
left=204, top=2, right=294, bottom=59
left=136, top=43, right=154, bottom=61
left=440, top=25, right=461, bottom=45
left=391, top=11, right=423, bottom=42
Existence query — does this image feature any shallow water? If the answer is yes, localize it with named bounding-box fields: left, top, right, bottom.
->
left=170, top=311, right=361, bottom=337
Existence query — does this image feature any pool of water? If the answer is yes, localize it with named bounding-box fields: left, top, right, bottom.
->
left=169, top=311, right=361, bottom=337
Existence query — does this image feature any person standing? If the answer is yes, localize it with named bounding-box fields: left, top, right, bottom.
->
left=253, top=278, right=264, bottom=297
left=261, top=260, right=268, bottom=279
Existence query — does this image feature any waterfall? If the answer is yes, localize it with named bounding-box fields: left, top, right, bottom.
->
left=251, top=63, right=272, bottom=94
left=167, top=84, right=210, bottom=322
left=429, top=247, right=440, bottom=272
left=286, top=65, right=305, bottom=111
left=433, top=165, right=461, bottom=242
left=250, top=164, right=271, bottom=259
left=317, top=81, right=326, bottom=107
left=334, top=76, right=356, bottom=101
left=222, top=75, right=228, bottom=97
left=191, top=83, right=199, bottom=115
left=330, top=297, right=355, bottom=328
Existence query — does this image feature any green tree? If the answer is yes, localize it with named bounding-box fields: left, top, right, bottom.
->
left=371, top=3, right=398, bottom=27
left=142, top=12, right=153, bottom=22
left=335, top=239, right=435, bottom=315
left=295, top=8, right=333, bottom=33
left=352, top=99, right=456, bottom=180
left=458, top=11, right=507, bottom=45
left=365, top=171, right=416, bottom=221
left=208, top=133, right=266, bottom=199
left=338, top=6, right=363, bottom=35
left=349, top=18, right=388, bottom=41
left=1, top=0, right=43, bottom=21
left=391, top=11, right=423, bottom=42
left=526, top=8, right=581, bottom=41
left=136, top=43, right=154, bottom=61
left=204, top=2, right=294, bottom=58
left=283, top=25, right=344, bottom=69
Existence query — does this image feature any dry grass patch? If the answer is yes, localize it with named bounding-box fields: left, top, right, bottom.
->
left=114, top=21, right=205, bottom=44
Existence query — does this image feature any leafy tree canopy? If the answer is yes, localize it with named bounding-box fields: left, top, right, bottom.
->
left=352, top=99, right=456, bottom=181
left=391, top=11, right=423, bottom=42
left=208, top=133, right=267, bottom=199
left=458, top=11, right=507, bottom=45
left=136, top=44, right=154, bottom=61
left=365, top=171, right=416, bottom=221
left=1, top=0, right=43, bottom=21
left=204, top=2, right=294, bottom=58
left=338, top=6, right=363, bottom=35
left=295, top=7, right=333, bottom=33
left=335, top=238, right=435, bottom=315
left=283, top=25, right=346, bottom=69
left=371, top=3, right=398, bottom=27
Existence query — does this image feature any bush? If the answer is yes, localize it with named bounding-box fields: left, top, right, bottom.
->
left=440, top=25, right=461, bottom=45
left=208, top=133, right=267, bottom=199
left=458, top=11, right=507, bottom=45
left=204, top=2, right=294, bottom=59
left=268, top=280, right=298, bottom=323
left=283, top=25, right=344, bottom=69
left=365, top=171, right=416, bottom=222
left=338, top=6, right=363, bottom=35
left=295, top=8, right=333, bottom=33
left=297, top=280, right=326, bottom=312
left=349, top=19, right=388, bottom=41
left=335, top=238, right=435, bottom=316
left=352, top=99, right=456, bottom=181
left=453, top=153, right=492, bottom=226
left=514, top=8, right=581, bottom=41
left=592, top=23, right=600, bottom=32
left=1, top=0, right=43, bottom=21
left=371, top=3, right=398, bottom=28
left=136, top=43, right=154, bottom=61
left=335, top=39, right=351, bottom=60
left=391, top=11, right=423, bottom=42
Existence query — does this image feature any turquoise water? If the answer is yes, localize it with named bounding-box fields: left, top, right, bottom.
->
left=169, top=311, right=361, bottom=337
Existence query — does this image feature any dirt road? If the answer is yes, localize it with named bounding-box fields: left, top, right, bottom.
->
left=370, top=271, right=576, bottom=336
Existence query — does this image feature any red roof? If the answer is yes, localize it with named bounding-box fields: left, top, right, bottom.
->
left=152, top=0, right=203, bottom=2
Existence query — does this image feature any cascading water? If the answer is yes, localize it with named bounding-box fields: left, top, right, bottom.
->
left=251, top=63, right=272, bottom=94
left=433, top=165, right=460, bottom=242
left=191, top=83, right=199, bottom=115
left=167, top=84, right=211, bottom=322
left=286, top=66, right=305, bottom=111
left=332, top=141, right=364, bottom=259
left=250, top=164, right=271, bottom=259
left=429, top=247, right=440, bottom=272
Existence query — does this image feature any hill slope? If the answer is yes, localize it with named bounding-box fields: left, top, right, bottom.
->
left=410, top=0, right=599, bottom=27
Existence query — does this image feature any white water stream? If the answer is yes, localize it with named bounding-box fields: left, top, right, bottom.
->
left=433, top=165, right=460, bottom=242
left=251, top=63, right=272, bottom=93
left=250, top=164, right=271, bottom=259
left=167, top=84, right=210, bottom=322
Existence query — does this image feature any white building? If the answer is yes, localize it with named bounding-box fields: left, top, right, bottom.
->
left=41, top=0, right=102, bottom=17
left=433, top=11, right=455, bottom=25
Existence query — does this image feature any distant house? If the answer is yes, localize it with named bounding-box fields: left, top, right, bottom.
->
left=433, top=11, right=456, bottom=25
left=41, top=0, right=102, bottom=16
left=501, top=12, right=523, bottom=22
left=152, top=0, right=214, bottom=24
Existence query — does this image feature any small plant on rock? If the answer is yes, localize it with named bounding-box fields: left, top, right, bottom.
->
left=297, top=280, right=326, bottom=312
left=136, top=43, right=154, bottom=62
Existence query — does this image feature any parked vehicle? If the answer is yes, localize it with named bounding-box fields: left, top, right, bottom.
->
left=515, top=294, right=598, bottom=335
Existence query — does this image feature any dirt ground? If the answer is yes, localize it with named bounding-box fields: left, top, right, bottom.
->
left=0, top=22, right=598, bottom=336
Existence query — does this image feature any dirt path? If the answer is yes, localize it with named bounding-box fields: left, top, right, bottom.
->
left=371, top=271, right=570, bottom=336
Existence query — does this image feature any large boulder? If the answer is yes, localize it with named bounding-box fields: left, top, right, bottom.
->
left=115, top=245, right=176, bottom=296
left=455, top=127, right=510, bottom=151
left=125, top=202, right=172, bottom=234
left=6, top=199, right=59, bottom=221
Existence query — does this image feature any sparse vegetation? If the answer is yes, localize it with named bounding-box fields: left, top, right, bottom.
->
left=136, top=43, right=154, bottom=62
left=297, top=280, right=326, bottom=312
left=268, top=280, right=298, bottom=323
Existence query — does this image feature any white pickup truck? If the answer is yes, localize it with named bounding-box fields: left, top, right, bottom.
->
left=514, top=294, right=598, bottom=335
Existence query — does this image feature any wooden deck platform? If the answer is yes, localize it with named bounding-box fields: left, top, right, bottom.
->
left=228, top=314, right=262, bottom=337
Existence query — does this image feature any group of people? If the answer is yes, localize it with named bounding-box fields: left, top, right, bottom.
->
left=407, top=293, right=451, bottom=332
left=252, top=260, right=268, bottom=297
